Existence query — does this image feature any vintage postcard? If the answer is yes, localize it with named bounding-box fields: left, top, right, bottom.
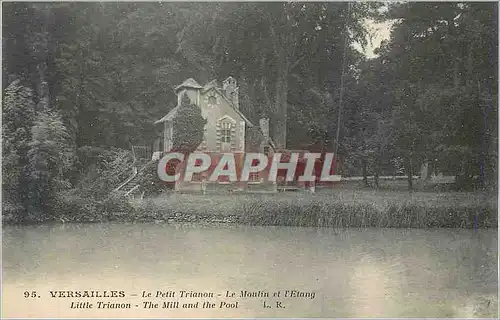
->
left=2, top=1, right=498, bottom=318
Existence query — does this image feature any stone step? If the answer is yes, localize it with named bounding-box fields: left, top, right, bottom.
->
left=114, top=161, right=155, bottom=194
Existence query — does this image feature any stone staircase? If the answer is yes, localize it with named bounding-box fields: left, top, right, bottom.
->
left=119, top=168, right=141, bottom=195
left=113, top=147, right=153, bottom=196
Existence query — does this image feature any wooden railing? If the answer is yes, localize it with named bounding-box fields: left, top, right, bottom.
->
left=113, top=167, right=138, bottom=192
left=342, top=175, right=420, bottom=181
left=132, top=145, right=152, bottom=162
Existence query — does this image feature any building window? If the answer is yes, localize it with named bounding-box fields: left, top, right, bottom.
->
left=192, top=172, right=203, bottom=182
left=221, top=122, right=232, bottom=143
left=249, top=172, right=260, bottom=182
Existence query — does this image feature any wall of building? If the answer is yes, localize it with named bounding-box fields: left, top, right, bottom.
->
left=197, top=89, right=245, bottom=153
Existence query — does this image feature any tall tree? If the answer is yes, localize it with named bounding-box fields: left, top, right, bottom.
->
left=204, top=2, right=382, bottom=149
left=2, top=80, right=36, bottom=205
left=360, top=2, right=498, bottom=189
left=172, top=93, right=207, bottom=153
left=25, top=110, right=73, bottom=220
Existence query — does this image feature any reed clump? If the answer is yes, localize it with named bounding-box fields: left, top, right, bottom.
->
left=7, top=189, right=495, bottom=229
left=232, top=197, right=496, bottom=228
left=128, top=192, right=497, bottom=229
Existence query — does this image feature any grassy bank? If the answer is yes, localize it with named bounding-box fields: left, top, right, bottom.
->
left=5, top=189, right=495, bottom=228
left=132, top=190, right=497, bottom=228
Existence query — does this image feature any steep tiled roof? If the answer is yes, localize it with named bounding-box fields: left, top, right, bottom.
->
left=155, top=105, right=179, bottom=124
left=174, top=78, right=203, bottom=92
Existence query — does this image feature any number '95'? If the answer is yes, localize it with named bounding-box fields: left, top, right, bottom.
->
left=24, top=291, right=38, bottom=298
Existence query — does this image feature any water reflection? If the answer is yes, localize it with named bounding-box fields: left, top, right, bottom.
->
left=2, top=223, right=498, bottom=318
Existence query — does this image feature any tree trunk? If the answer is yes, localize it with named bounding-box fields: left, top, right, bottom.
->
left=453, top=59, right=460, bottom=89
left=419, top=160, right=429, bottom=189
left=406, top=157, right=413, bottom=191
left=448, top=18, right=460, bottom=89
left=467, top=41, right=475, bottom=84
left=362, top=158, right=369, bottom=187
left=32, top=5, right=51, bottom=112
left=74, top=49, right=86, bottom=148
left=273, top=49, right=289, bottom=150
left=266, top=4, right=291, bottom=151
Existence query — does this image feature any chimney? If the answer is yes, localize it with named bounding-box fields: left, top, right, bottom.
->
left=223, top=76, right=239, bottom=108
left=259, top=118, right=269, bottom=139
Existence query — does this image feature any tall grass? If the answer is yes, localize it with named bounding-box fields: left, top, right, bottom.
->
left=234, top=198, right=496, bottom=228
left=5, top=189, right=496, bottom=228
left=127, top=191, right=497, bottom=228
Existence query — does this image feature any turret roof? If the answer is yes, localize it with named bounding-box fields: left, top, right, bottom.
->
left=174, top=78, right=203, bottom=92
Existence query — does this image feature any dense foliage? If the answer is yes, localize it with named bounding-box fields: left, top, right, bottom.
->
left=2, top=2, right=497, bottom=222
left=172, top=93, right=207, bottom=153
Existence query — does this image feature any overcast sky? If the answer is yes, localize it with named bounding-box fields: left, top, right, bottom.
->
left=355, top=19, right=394, bottom=58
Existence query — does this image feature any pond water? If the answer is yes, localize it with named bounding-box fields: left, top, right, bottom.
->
left=2, top=223, right=498, bottom=318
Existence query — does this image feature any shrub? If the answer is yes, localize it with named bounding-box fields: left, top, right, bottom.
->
left=51, top=191, right=101, bottom=222
left=97, top=194, right=135, bottom=218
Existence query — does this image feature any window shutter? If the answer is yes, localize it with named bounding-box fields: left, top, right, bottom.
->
left=215, top=121, right=221, bottom=152
left=230, top=123, right=237, bottom=151
left=239, top=121, right=245, bottom=151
